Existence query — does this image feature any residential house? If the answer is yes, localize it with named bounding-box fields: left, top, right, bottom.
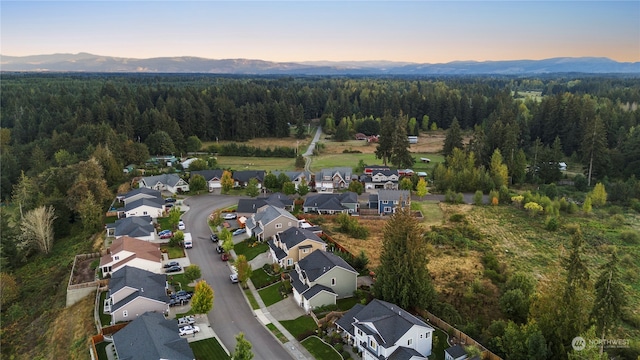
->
left=316, top=167, right=353, bottom=193
left=146, top=155, right=178, bottom=167
left=104, top=266, right=169, bottom=325
left=397, top=169, right=415, bottom=177
left=290, top=250, right=357, bottom=313
left=180, top=158, right=199, bottom=169
left=335, top=299, right=435, bottom=360
left=233, top=170, right=266, bottom=188
left=267, top=227, right=327, bottom=268
left=363, top=165, right=390, bottom=176
left=355, top=133, right=368, bottom=140
left=445, top=345, right=471, bottom=360
left=100, top=236, right=163, bottom=277
left=113, top=312, right=195, bottom=360
left=271, top=171, right=311, bottom=189
left=369, top=189, right=411, bottom=215
left=106, top=216, right=155, bottom=241
left=245, top=205, right=299, bottom=241
left=303, top=192, right=359, bottom=214
left=120, top=188, right=163, bottom=206
left=139, top=174, right=189, bottom=194
left=121, top=198, right=165, bottom=219
left=237, top=192, right=294, bottom=214
left=364, top=169, right=400, bottom=190
left=408, top=136, right=418, bottom=144
left=190, top=169, right=224, bottom=192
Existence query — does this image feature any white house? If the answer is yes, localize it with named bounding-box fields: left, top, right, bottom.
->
left=139, top=174, right=189, bottom=194
left=100, top=236, right=163, bottom=277
left=335, top=299, right=434, bottom=360
left=106, top=216, right=155, bottom=241
left=122, top=198, right=164, bottom=219
left=120, top=188, right=163, bottom=206
left=316, top=167, right=353, bottom=193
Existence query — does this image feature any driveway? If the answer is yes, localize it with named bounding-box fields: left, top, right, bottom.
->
left=266, top=296, right=307, bottom=321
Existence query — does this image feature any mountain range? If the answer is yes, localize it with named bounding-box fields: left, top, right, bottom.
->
left=2, top=53, right=639, bottom=75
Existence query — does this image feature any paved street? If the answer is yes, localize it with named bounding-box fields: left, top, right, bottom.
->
left=180, top=194, right=296, bottom=360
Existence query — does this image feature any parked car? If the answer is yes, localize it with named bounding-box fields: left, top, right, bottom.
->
left=178, top=221, right=186, bottom=230
left=221, top=253, right=229, bottom=261
left=160, top=231, right=173, bottom=239
left=175, top=290, right=193, bottom=299
left=169, top=298, right=188, bottom=307
left=163, top=261, right=180, bottom=268
left=223, top=213, right=237, bottom=220
left=165, top=198, right=177, bottom=203
left=179, top=325, right=200, bottom=336
left=159, top=229, right=172, bottom=236
left=165, top=203, right=174, bottom=209
left=210, top=234, right=219, bottom=242
left=177, top=315, right=195, bottom=327
left=165, top=265, right=182, bottom=273
left=229, top=273, right=238, bottom=283
left=232, top=228, right=246, bottom=236
left=216, top=245, right=224, bottom=254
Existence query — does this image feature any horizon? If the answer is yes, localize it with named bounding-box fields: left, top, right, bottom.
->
left=1, top=1, right=639, bottom=63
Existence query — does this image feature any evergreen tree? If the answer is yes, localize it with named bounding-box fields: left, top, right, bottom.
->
left=375, top=112, right=394, bottom=166
left=582, top=116, right=608, bottom=186
left=589, top=182, right=608, bottom=207
left=374, top=204, right=435, bottom=310
left=443, top=117, right=463, bottom=158
left=295, top=154, right=305, bottom=169
left=390, top=115, right=414, bottom=168
left=296, top=117, right=306, bottom=139
left=232, top=332, right=254, bottom=360
left=297, top=178, right=310, bottom=196
left=591, top=251, right=626, bottom=355
left=490, top=148, right=509, bottom=189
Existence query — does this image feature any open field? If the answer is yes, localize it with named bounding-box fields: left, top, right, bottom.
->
left=202, top=134, right=313, bottom=152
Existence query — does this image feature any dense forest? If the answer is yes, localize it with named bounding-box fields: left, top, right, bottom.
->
left=1, top=73, right=640, bottom=359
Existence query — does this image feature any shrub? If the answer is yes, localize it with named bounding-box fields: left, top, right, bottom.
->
left=545, top=216, right=560, bottom=231
left=511, top=195, right=524, bottom=207
left=524, top=202, right=543, bottom=216
left=473, top=190, right=484, bottom=205
left=489, top=190, right=499, bottom=206
left=334, top=343, right=344, bottom=352
left=450, top=213, right=466, bottom=222
left=574, top=174, right=588, bottom=191
left=455, top=192, right=465, bottom=204
left=444, top=189, right=455, bottom=203
left=620, top=231, right=640, bottom=245
left=609, top=214, right=626, bottom=228
left=499, top=185, right=511, bottom=204
left=631, top=199, right=640, bottom=213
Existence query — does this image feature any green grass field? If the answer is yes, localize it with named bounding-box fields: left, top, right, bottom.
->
left=266, top=323, right=288, bottom=343
left=233, top=239, right=269, bottom=261
left=190, top=338, right=230, bottom=360
left=98, top=292, right=111, bottom=327
left=216, top=156, right=298, bottom=172
left=309, top=152, right=443, bottom=173
left=301, top=336, right=342, bottom=360
left=431, top=329, right=449, bottom=360
left=258, top=282, right=285, bottom=307
left=250, top=268, right=280, bottom=289
left=280, top=315, right=318, bottom=339
left=244, top=289, right=260, bottom=310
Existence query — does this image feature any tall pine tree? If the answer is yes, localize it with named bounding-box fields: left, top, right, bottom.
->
left=591, top=251, right=626, bottom=355
left=375, top=112, right=395, bottom=166
left=442, top=117, right=463, bottom=158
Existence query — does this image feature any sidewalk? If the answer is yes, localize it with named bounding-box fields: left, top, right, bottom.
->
left=244, top=279, right=314, bottom=360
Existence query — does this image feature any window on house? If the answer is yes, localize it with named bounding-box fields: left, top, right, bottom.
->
left=408, top=338, right=413, bottom=346
left=288, top=222, right=292, bottom=226
left=302, top=248, right=309, bottom=253
left=143, top=211, right=148, bottom=215
left=384, top=207, right=391, bottom=212
left=420, top=334, right=423, bottom=339
left=275, top=223, right=283, bottom=229
left=357, top=329, right=363, bottom=336
left=287, top=259, right=293, bottom=266
left=426, top=332, right=431, bottom=338
left=331, top=278, right=336, bottom=286
left=114, top=256, right=119, bottom=261
left=123, top=310, right=128, bottom=317
left=369, top=339, right=377, bottom=349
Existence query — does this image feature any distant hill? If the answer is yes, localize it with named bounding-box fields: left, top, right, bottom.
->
left=2, top=53, right=639, bottom=74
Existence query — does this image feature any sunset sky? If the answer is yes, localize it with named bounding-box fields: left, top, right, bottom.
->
left=2, top=1, right=639, bottom=63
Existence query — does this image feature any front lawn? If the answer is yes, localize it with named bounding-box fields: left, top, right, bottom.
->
left=301, top=336, right=342, bottom=360
left=190, top=338, right=230, bottom=360
left=266, top=323, right=288, bottom=343
left=257, top=282, right=284, bottom=307
left=234, top=238, right=269, bottom=261
left=280, top=315, right=318, bottom=340
left=244, top=289, right=260, bottom=310
left=161, top=245, right=185, bottom=259
left=95, top=341, right=109, bottom=360
left=167, top=273, right=195, bottom=292
left=336, top=296, right=361, bottom=311
left=250, top=267, right=280, bottom=289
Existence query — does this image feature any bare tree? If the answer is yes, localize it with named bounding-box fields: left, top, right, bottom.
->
left=21, top=205, right=56, bottom=254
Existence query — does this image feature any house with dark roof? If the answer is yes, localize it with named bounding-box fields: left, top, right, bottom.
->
left=106, top=216, right=155, bottom=241
left=290, top=250, right=357, bottom=313
left=233, top=170, right=266, bottom=188
left=303, top=192, right=359, bottom=214
left=245, top=205, right=299, bottom=241
left=113, top=311, right=195, bottom=360
left=237, top=193, right=294, bottom=214
left=120, top=188, right=163, bottom=206
left=315, top=167, right=353, bottom=193
left=271, top=171, right=312, bottom=189
left=363, top=165, right=391, bottom=176
left=104, top=266, right=169, bottom=325
left=369, top=189, right=411, bottom=215
left=335, top=299, right=434, bottom=360
left=364, top=169, right=400, bottom=190
left=100, top=236, right=163, bottom=277
left=139, top=173, right=189, bottom=194
left=120, top=198, right=165, bottom=219
left=190, top=169, right=224, bottom=192
left=267, top=227, right=327, bottom=268
left=445, top=344, right=471, bottom=360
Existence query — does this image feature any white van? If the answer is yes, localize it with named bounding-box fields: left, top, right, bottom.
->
left=183, top=233, right=193, bottom=249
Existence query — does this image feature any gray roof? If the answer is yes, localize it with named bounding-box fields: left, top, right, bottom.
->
left=370, top=169, right=399, bottom=177
left=266, top=192, right=294, bottom=207
left=276, top=227, right=325, bottom=250
left=388, top=346, right=424, bottom=360
left=108, top=216, right=154, bottom=238
left=233, top=170, right=266, bottom=183
left=113, top=312, right=195, bottom=360
left=122, top=187, right=162, bottom=200
left=302, top=284, right=336, bottom=300
left=318, top=167, right=352, bottom=180
left=445, top=345, right=467, bottom=359
left=298, top=250, right=357, bottom=282
left=237, top=198, right=269, bottom=213
left=267, top=240, right=287, bottom=261
left=109, top=266, right=168, bottom=308
left=304, top=192, right=358, bottom=209
left=190, top=169, right=224, bottom=181
left=141, top=173, right=184, bottom=188
left=377, top=189, right=410, bottom=202
left=335, top=303, right=365, bottom=335
left=350, top=299, right=433, bottom=347
left=123, top=198, right=163, bottom=212
left=252, top=205, right=297, bottom=228
left=271, top=171, right=310, bottom=183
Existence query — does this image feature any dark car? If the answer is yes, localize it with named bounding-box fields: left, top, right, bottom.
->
left=165, top=266, right=182, bottom=273
left=216, top=245, right=224, bottom=254
left=160, top=231, right=173, bottom=239
left=221, top=253, right=229, bottom=261
left=210, top=234, right=219, bottom=242
left=165, top=198, right=177, bottom=203
left=163, top=261, right=180, bottom=268
left=175, top=290, right=193, bottom=299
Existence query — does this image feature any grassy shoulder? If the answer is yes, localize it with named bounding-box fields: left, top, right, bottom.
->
left=301, top=336, right=342, bottom=360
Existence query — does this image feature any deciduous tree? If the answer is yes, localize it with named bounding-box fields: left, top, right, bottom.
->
left=235, top=254, right=252, bottom=288
left=297, top=178, right=309, bottom=196
left=184, top=265, right=202, bottom=284
left=282, top=181, right=296, bottom=195
left=221, top=170, right=234, bottom=194
left=191, top=280, right=214, bottom=315
left=347, top=180, right=363, bottom=195
left=20, top=205, right=56, bottom=254
left=190, top=174, right=207, bottom=193
left=399, top=178, right=413, bottom=191
left=232, top=332, right=254, bottom=360
left=245, top=178, right=260, bottom=197
left=416, top=178, right=428, bottom=199
left=490, top=149, right=509, bottom=189
left=589, top=182, right=607, bottom=207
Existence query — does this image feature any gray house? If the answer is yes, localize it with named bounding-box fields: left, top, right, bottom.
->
left=233, top=170, right=266, bottom=188
left=104, top=266, right=169, bottom=325
left=245, top=205, right=299, bottom=241
left=291, top=250, right=357, bottom=313
left=271, top=171, right=311, bottom=189
left=120, top=188, right=163, bottom=206
left=113, top=311, right=195, bottom=360
left=106, top=216, right=155, bottom=240
left=303, top=192, right=359, bottom=214
left=237, top=192, right=294, bottom=214
left=190, top=169, right=224, bottom=192
left=139, top=173, right=189, bottom=194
